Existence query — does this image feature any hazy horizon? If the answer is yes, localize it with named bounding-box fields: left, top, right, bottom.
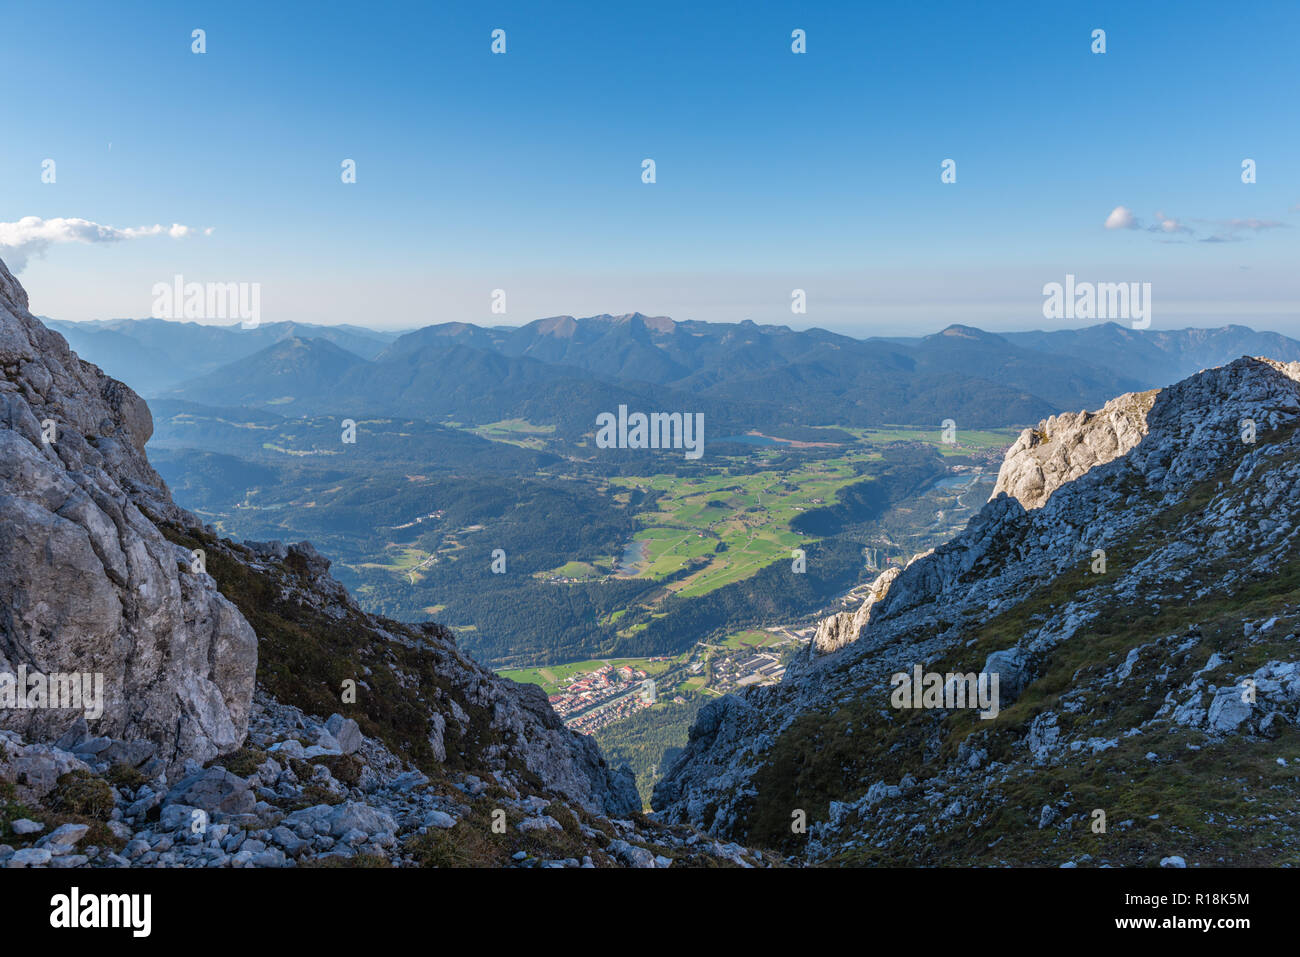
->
left=30, top=291, right=1300, bottom=344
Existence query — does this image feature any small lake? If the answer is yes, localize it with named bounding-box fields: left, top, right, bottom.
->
left=926, top=472, right=997, bottom=492
left=616, top=539, right=649, bottom=575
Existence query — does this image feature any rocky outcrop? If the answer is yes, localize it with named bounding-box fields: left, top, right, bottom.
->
left=991, top=389, right=1156, bottom=509
left=0, top=255, right=257, bottom=769
left=810, top=565, right=900, bottom=655
left=808, top=419, right=1126, bottom=660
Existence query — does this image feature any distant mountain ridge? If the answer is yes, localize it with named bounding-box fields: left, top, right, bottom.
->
left=1001, top=322, right=1300, bottom=388
left=170, top=316, right=1300, bottom=434
left=44, top=317, right=398, bottom=394
left=52, top=312, right=1300, bottom=436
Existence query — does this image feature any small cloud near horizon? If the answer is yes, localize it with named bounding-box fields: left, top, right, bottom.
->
left=0, top=216, right=211, bottom=273
left=1106, top=205, right=1291, bottom=244
left=1148, top=210, right=1191, bottom=234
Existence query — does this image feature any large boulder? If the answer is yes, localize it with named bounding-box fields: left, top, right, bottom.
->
left=163, top=768, right=256, bottom=817
left=982, top=647, right=1031, bottom=705
left=325, top=714, right=362, bottom=755
left=324, top=801, right=397, bottom=839
left=1206, top=687, right=1252, bottom=733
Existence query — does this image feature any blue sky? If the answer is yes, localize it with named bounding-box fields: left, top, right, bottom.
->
left=2, top=0, right=1297, bottom=335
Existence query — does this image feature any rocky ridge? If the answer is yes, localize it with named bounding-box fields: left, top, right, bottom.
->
left=654, top=355, right=1300, bottom=866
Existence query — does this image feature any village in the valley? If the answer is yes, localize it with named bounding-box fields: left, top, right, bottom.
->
left=528, top=623, right=815, bottom=734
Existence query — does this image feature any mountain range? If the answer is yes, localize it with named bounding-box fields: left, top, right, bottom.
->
left=51, top=311, right=1300, bottom=437
left=43, top=317, right=397, bottom=395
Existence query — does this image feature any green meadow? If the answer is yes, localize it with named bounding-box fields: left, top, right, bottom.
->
left=845, top=425, right=1020, bottom=455
left=608, top=452, right=874, bottom=599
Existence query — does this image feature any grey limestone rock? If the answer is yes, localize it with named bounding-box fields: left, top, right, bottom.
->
left=0, top=255, right=256, bottom=771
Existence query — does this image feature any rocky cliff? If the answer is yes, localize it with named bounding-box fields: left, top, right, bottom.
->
left=0, top=257, right=766, bottom=869
left=0, top=256, right=257, bottom=770
left=655, top=355, right=1300, bottom=866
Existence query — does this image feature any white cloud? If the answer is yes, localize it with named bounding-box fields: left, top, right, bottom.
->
left=1104, top=205, right=1138, bottom=230
left=1104, top=205, right=1292, bottom=244
left=0, top=216, right=208, bottom=272
left=1150, top=211, right=1191, bottom=234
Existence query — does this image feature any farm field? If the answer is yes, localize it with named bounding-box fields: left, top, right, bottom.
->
left=536, top=558, right=615, bottom=581
left=719, top=628, right=787, bottom=649
left=348, top=545, right=436, bottom=584
left=462, top=417, right=555, bottom=449
left=608, top=450, right=876, bottom=599
left=844, top=425, right=1020, bottom=454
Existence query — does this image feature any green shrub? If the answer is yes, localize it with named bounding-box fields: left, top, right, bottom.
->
left=214, top=746, right=268, bottom=778
left=106, top=763, right=148, bottom=792
left=310, top=753, right=363, bottom=787
left=50, top=770, right=115, bottom=818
